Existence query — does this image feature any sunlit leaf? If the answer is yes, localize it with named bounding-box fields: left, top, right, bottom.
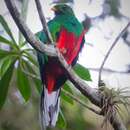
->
left=74, top=63, right=92, bottom=81
left=0, top=50, right=12, bottom=61
left=22, top=59, right=37, bottom=74
left=20, top=41, right=27, bottom=48
left=56, top=110, right=67, bottom=128
left=0, top=49, right=18, bottom=60
left=23, top=51, right=38, bottom=66
left=0, top=62, right=14, bottom=109
left=17, top=65, right=31, bottom=101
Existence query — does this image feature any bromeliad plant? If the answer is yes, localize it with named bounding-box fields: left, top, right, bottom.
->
left=99, top=84, right=130, bottom=127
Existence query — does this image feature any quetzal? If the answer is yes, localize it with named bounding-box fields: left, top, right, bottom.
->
left=36, top=4, right=85, bottom=127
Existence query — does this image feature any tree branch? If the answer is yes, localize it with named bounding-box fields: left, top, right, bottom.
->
left=98, top=22, right=130, bottom=87
left=4, top=0, right=127, bottom=130
left=88, top=67, right=130, bottom=74
left=34, top=0, right=53, bottom=43
left=23, top=64, right=101, bottom=115
left=62, top=89, right=101, bottom=115
left=4, top=0, right=56, bottom=57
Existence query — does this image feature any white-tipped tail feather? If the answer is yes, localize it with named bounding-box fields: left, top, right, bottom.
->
left=40, top=87, right=60, bottom=128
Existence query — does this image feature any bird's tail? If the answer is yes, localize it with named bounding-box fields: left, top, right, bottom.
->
left=40, top=87, right=60, bottom=128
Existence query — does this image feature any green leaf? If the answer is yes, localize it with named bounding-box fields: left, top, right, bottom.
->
left=21, top=59, right=42, bottom=94
left=74, top=63, right=92, bottom=81
left=61, top=91, right=74, bottom=105
left=0, top=15, right=16, bottom=44
left=0, top=49, right=9, bottom=59
left=0, top=15, right=19, bottom=50
left=23, top=51, right=38, bottom=66
left=63, top=82, right=73, bottom=94
left=22, top=59, right=37, bottom=74
left=0, top=35, right=19, bottom=51
left=0, top=35, right=13, bottom=46
left=56, top=110, right=67, bottom=128
left=61, top=83, right=74, bottom=104
left=0, top=56, right=13, bottom=76
left=0, top=62, right=14, bottom=109
left=17, top=65, right=31, bottom=101
left=20, top=41, right=27, bottom=48
left=34, top=78, right=42, bottom=94
left=0, top=49, right=18, bottom=60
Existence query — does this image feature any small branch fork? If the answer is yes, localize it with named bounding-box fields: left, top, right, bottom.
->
left=4, top=0, right=130, bottom=130
left=62, top=89, right=101, bottom=115
left=34, top=0, right=53, bottom=43
left=98, top=21, right=130, bottom=87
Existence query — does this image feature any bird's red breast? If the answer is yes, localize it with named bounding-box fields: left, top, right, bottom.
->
left=57, top=27, right=85, bottom=64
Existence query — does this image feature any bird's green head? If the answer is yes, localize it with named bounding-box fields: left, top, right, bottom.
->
left=51, top=4, right=74, bottom=16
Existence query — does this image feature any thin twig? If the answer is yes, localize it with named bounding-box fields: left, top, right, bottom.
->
left=98, top=21, right=130, bottom=87
left=62, top=89, right=101, bottom=115
left=88, top=67, right=130, bottom=74
left=35, top=0, right=53, bottom=43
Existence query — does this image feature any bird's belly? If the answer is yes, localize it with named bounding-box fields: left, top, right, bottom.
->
left=44, top=58, right=64, bottom=93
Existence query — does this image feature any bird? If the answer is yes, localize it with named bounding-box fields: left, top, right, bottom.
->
left=36, top=3, right=85, bottom=128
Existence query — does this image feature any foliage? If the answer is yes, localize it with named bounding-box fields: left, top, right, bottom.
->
left=0, top=14, right=38, bottom=104
left=0, top=61, right=15, bottom=109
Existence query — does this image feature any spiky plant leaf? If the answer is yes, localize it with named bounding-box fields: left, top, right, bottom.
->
left=17, top=64, right=31, bottom=101
left=0, top=61, right=15, bottom=109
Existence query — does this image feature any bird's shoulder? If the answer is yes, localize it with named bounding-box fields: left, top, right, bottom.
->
left=48, top=15, right=84, bottom=37
left=35, top=30, right=47, bottom=43
left=36, top=15, right=84, bottom=42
